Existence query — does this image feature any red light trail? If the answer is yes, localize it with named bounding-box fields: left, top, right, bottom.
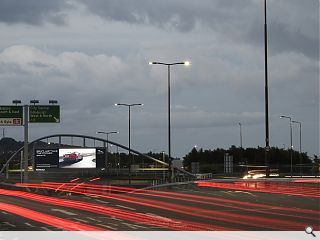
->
left=0, top=189, right=228, bottom=231
left=194, top=181, right=320, bottom=198
left=31, top=181, right=319, bottom=223
left=0, top=202, right=104, bottom=231
left=13, top=182, right=319, bottom=230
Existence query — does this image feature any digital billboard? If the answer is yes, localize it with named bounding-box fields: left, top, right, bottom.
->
left=34, top=149, right=59, bottom=170
left=34, top=148, right=106, bottom=171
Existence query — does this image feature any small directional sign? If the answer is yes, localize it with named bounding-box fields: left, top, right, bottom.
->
left=0, top=106, right=23, bottom=126
left=29, top=105, right=60, bottom=123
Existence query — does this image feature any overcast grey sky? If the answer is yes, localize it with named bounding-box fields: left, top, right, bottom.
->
left=0, top=0, right=319, bottom=158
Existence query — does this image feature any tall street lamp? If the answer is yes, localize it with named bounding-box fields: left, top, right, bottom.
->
left=238, top=122, right=247, bottom=173
left=12, top=100, right=28, bottom=182
left=264, top=0, right=270, bottom=178
left=280, top=115, right=293, bottom=177
left=115, top=103, right=143, bottom=184
left=96, top=131, right=119, bottom=167
left=96, top=131, right=119, bottom=152
left=149, top=61, right=190, bottom=182
left=238, top=123, right=243, bottom=149
left=292, top=120, right=302, bottom=177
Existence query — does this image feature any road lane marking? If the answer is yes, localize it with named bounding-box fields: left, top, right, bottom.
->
left=41, top=227, right=52, bottom=231
left=115, top=205, right=136, bottom=211
left=121, top=222, right=138, bottom=230
left=73, top=218, right=89, bottom=223
left=110, top=217, right=123, bottom=222
left=145, top=213, right=173, bottom=222
left=106, top=222, right=119, bottom=227
left=94, top=199, right=110, bottom=204
left=86, top=217, right=102, bottom=222
left=1, top=211, right=9, bottom=215
left=24, top=222, right=36, bottom=228
left=234, top=190, right=256, bottom=197
left=96, top=223, right=118, bottom=230
left=128, top=224, right=149, bottom=229
left=3, top=222, right=16, bottom=228
left=51, top=208, right=78, bottom=216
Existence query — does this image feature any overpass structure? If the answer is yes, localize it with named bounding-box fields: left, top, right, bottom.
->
left=0, top=134, right=195, bottom=184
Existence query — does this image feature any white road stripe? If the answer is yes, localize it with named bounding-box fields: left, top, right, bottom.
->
left=96, top=223, right=118, bottom=230
left=86, top=217, right=102, bottom=222
left=145, top=213, right=173, bottom=222
left=1, top=211, right=9, bottom=215
left=234, top=190, right=256, bottom=196
left=51, top=208, right=78, bottom=216
left=24, top=222, right=35, bottom=228
left=121, top=222, right=138, bottom=230
left=3, top=222, right=16, bottom=228
left=115, top=205, right=136, bottom=211
left=95, top=199, right=110, bottom=204
left=41, top=227, right=52, bottom=231
left=73, top=218, right=89, bottom=223
left=110, top=217, right=123, bottom=222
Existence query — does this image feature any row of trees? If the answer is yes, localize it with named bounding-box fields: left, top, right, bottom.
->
left=183, top=145, right=318, bottom=174
left=1, top=137, right=319, bottom=175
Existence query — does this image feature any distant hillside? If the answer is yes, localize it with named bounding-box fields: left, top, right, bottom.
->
left=0, top=137, right=23, bottom=153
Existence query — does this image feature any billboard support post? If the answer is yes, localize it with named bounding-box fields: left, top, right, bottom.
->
left=5, top=164, right=8, bottom=179
left=103, top=142, right=107, bottom=172
left=24, top=105, right=29, bottom=183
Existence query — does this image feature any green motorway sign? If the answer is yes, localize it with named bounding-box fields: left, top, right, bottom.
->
left=29, top=105, right=60, bottom=123
left=0, top=106, right=23, bottom=125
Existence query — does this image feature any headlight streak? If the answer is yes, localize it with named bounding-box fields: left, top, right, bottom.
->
left=194, top=181, right=320, bottom=198
left=13, top=182, right=318, bottom=230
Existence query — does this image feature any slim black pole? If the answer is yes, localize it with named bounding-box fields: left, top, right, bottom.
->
left=239, top=123, right=243, bottom=148
left=264, top=0, right=270, bottom=177
left=24, top=105, right=29, bottom=182
left=128, top=105, right=131, bottom=184
left=299, top=123, right=302, bottom=176
left=290, top=119, right=293, bottom=177
left=168, top=65, right=173, bottom=182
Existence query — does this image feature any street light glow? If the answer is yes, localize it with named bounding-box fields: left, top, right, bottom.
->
left=149, top=60, right=190, bottom=182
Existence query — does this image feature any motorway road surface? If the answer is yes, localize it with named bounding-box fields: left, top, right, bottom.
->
left=0, top=181, right=319, bottom=231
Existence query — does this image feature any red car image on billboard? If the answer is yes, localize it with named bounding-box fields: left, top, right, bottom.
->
left=59, top=148, right=96, bottom=168
left=62, top=152, right=83, bottom=162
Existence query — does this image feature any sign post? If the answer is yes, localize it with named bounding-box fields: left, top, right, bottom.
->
left=24, top=105, right=29, bottom=182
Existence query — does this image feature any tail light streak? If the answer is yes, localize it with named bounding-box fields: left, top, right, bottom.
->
left=0, top=189, right=229, bottom=231
left=13, top=182, right=318, bottom=230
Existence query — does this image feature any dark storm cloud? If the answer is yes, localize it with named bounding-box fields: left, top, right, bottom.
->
left=78, top=0, right=253, bottom=32
left=78, top=0, right=318, bottom=59
left=1, top=0, right=317, bottom=58
left=78, top=0, right=201, bottom=32
left=0, top=0, right=70, bottom=25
